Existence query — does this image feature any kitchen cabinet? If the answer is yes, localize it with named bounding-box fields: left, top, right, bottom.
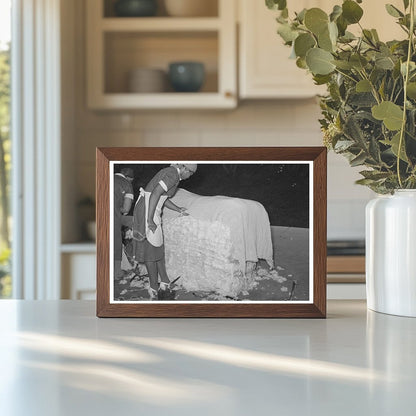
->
left=327, top=256, right=365, bottom=283
left=238, top=0, right=325, bottom=99
left=61, top=244, right=96, bottom=300
left=86, top=0, right=237, bottom=109
left=238, top=0, right=404, bottom=99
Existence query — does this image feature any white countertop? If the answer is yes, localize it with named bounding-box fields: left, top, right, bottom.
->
left=0, top=300, right=415, bottom=415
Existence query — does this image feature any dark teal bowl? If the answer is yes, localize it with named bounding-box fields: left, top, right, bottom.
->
left=114, top=0, right=157, bottom=17
left=168, top=62, right=205, bottom=92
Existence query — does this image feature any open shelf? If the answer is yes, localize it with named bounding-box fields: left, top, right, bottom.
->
left=104, top=31, right=218, bottom=94
left=87, top=0, right=236, bottom=109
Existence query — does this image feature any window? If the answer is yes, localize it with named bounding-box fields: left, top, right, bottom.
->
left=0, top=0, right=11, bottom=298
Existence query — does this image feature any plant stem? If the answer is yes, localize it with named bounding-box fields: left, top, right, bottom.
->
left=397, top=0, right=415, bottom=188
left=393, top=85, right=404, bottom=104
left=358, top=69, right=381, bottom=104
left=390, top=79, right=398, bottom=101
left=334, top=68, right=358, bottom=84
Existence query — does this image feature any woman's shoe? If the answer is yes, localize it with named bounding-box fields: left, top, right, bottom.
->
left=147, top=287, right=158, bottom=300
left=159, top=282, right=170, bottom=291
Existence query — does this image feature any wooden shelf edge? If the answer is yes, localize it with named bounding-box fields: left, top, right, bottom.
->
left=101, top=17, right=221, bottom=32
left=327, top=273, right=366, bottom=283
left=61, top=243, right=96, bottom=253
left=88, top=93, right=237, bottom=110
left=327, top=255, right=365, bottom=274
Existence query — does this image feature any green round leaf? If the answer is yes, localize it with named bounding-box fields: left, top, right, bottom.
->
left=304, top=8, right=329, bottom=35
left=266, top=0, right=287, bottom=11
left=277, top=23, right=299, bottom=43
left=342, top=0, right=364, bottom=24
left=339, top=31, right=356, bottom=43
left=350, top=54, right=368, bottom=70
left=385, top=4, right=404, bottom=18
left=296, top=8, right=307, bottom=23
left=318, top=28, right=334, bottom=52
left=389, top=132, right=408, bottom=162
left=371, top=29, right=380, bottom=42
left=336, top=15, right=348, bottom=36
left=313, top=74, right=332, bottom=85
left=330, top=5, right=342, bottom=22
left=407, top=82, right=416, bottom=99
left=333, top=60, right=353, bottom=70
left=306, top=48, right=335, bottom=75
left=356, top=80, right=372, bottom=92
left=362, top=29, right=376, bottom=46
left=296, top=57, right=308, bottom=69
left=294, top=33, right=316, bottom=58
left=372, top=101, right=404, bottom=131
left=375, top=56, right=395, bottom=70
left=401, top=61, right=416, bottom=76
left=328, top=21, right=338, bottom=43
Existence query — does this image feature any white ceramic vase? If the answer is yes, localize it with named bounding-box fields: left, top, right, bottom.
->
left=366, top=190, right=416, bottom=317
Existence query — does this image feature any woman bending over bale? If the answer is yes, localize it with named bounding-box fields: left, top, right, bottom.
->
left=132, top=164, right=197, bottom=300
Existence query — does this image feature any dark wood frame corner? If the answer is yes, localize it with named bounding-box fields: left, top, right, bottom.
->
left=96, top=147, right=327, bottom=318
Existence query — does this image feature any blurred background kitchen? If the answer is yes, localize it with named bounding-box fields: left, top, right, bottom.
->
left=1, top=0, right=403, bottom=300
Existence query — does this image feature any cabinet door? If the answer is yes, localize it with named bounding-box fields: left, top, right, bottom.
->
left=239, top=0, right=404, bottom=99
left=239, top=0, right=325, bottom=99
left=62, top=253, right=96, bottom=300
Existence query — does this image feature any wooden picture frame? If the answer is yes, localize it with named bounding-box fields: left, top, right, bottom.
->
left=96, top=147, right=327, bottom=318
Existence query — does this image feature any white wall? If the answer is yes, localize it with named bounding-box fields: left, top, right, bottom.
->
left=61, top=0, right=374, bottom=243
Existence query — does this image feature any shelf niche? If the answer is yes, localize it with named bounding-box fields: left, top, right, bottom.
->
left=104, top=31, right=219, bottom=94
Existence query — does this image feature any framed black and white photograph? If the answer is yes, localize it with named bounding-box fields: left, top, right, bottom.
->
left=96, top=147, right=327, bottom=317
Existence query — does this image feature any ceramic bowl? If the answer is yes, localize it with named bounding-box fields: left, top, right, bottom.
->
left=128, top=68, right=167, bottom=93
left=168, top=62, right=205, bottom=92
left=114, top=0, right=158, bottom=17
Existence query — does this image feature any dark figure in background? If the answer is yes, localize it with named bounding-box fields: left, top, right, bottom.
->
left=114, top=167, right=134, bottom=280
left=132, top=164, right=197, bottom=299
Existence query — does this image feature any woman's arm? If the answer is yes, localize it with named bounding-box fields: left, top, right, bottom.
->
left=120, top=196, right=133, bottom=215
left=165, top=199, right=188, bottom=215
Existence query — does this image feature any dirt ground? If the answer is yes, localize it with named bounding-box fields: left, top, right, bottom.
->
left=114, top=226, right=309, bottom=302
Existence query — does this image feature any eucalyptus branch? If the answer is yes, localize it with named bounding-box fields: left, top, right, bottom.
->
left=397, top=0, right=415, bottom=187
left=390, top=79, right=398, bottom=101
left=358, top=22, right=378, bottom=49
left=266, top=0, right=416, bottom=193
left=334, top=68, right=358, bottom=84
left=337, top=45, right=350, bottom=53
left=393, top=85, right=404, bottom=103
left=358, top=69, right=381, bottom=104
left=355, top=37, right=363, bottom=54
left=398, top=24, right=410, bottom=35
